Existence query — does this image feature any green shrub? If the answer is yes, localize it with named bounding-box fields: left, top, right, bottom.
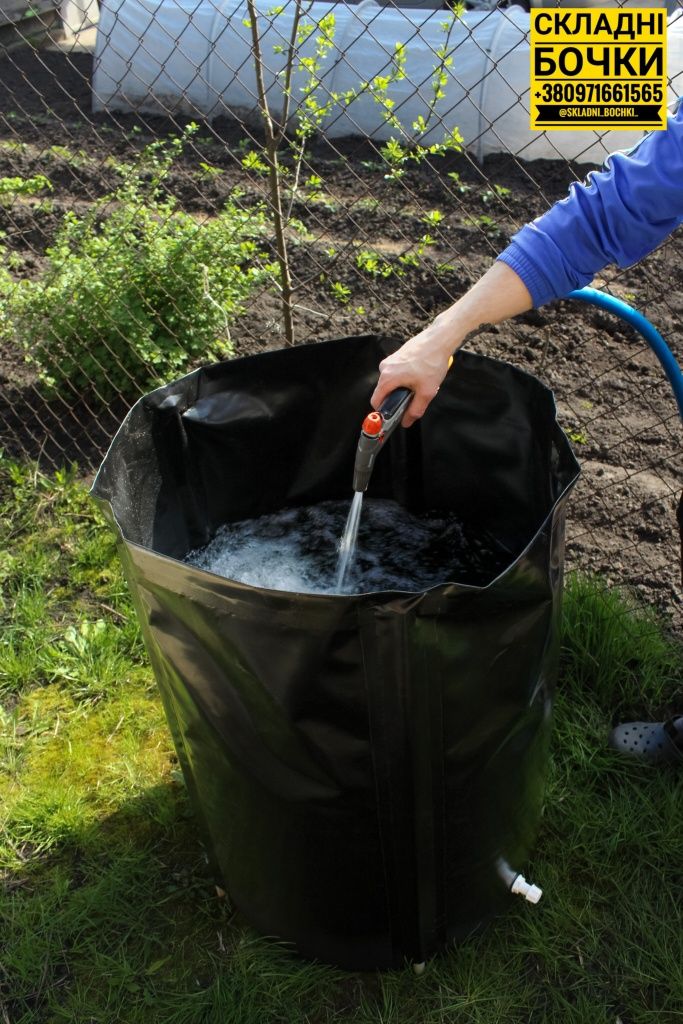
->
left=1, top=128, right=268, bottom=402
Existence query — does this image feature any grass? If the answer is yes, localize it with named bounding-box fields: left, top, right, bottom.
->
left=1, top=457, right=682, bottom=1023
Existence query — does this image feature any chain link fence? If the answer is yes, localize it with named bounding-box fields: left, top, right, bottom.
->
left=0, top=0, right=682, bottom=623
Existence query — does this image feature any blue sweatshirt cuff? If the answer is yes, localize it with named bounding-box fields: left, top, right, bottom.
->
left=497, top=232, right=590, bottom=308
left=497, top=238, right=573, bottom=307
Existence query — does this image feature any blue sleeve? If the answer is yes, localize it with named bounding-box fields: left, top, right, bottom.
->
left=497, top=101, right=683, bottom=307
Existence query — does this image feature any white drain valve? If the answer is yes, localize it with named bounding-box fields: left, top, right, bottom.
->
left=510, top=874, right=543, bottom=904
left=496, top=857, right=543, bottom=904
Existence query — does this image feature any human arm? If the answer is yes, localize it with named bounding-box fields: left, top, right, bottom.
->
left=370, top=261, right=532, bottom=425
left=374, top=101, right=683, bottom=424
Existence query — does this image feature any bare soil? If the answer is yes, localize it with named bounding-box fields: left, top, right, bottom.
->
left=0, top=44, right=681, bottom=624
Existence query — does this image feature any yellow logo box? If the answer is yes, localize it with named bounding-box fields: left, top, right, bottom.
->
left=530, top=8, right=667, bottom=131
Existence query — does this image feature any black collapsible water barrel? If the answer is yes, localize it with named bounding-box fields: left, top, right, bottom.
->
left=92, top=334, right=579, bottom=970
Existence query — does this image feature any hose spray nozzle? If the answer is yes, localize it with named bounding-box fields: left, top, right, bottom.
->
left=352, top=387, right=413, bottom=492
left=351, top=357, right=454, bottom=493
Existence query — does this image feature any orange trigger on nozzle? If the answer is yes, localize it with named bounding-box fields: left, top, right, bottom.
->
left=362, top=412, right=383, bottom=435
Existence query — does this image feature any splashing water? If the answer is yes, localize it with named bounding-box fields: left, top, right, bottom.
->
left=185, top=499, right=511, bottom=596
left=335, top=491, right=364, bottom=592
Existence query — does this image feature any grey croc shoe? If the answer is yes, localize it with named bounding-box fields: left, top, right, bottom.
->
left=608, top=716, right=683, bottom=764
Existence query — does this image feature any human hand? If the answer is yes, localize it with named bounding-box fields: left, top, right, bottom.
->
left=369, top=323, right=455, bottom=427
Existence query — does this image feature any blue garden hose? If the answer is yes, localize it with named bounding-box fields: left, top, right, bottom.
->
left=569, top=287, right=683, bottom=423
